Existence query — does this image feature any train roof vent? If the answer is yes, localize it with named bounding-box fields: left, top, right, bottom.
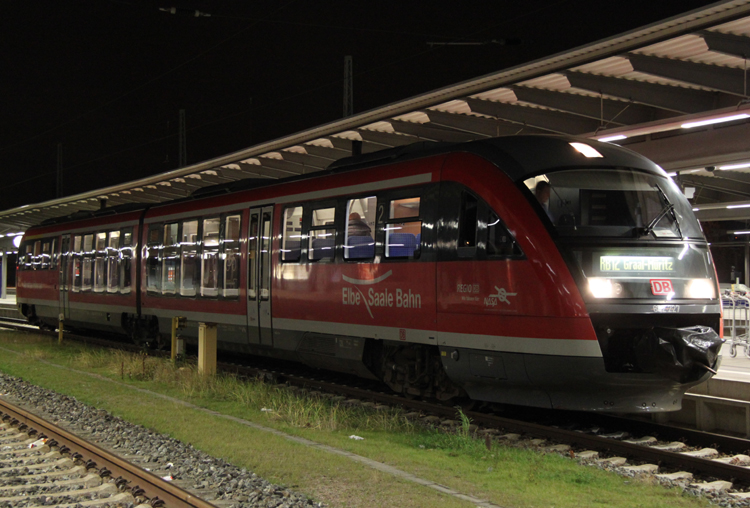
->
left=327, top=141, right=452, bottom=172
left=191, top=178, right=275, bottom=199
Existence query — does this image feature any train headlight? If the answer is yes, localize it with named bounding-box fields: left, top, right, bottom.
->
left=588, top=278, right=614, bottom=298
left=686, top=278, right=715, bottom=299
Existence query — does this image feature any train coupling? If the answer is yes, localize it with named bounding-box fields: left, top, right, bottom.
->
left=633, top=326, right=722, bottom=383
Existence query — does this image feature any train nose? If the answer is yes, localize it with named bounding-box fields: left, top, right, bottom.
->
left=632, top=326, right=722, bottom=383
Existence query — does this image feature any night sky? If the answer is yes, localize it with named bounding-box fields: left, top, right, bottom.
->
left=0, top=0, right=718, bottom=212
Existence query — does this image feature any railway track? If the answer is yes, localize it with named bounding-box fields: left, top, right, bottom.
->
left=0, top=397, right=217, bottom=508
left=4, top=319, right=750, bottom=496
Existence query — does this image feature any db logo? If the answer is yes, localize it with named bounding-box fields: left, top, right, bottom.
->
left=650, top=279, right=673, bottom=296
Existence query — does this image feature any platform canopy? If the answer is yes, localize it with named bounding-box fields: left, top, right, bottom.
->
left=4, top=0, right=750, bottom=235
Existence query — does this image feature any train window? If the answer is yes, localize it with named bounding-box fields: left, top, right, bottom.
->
left=32, top=241, right=41, bottom=270
left=345, top=197, right=375, bottom=260
left=93, top=232, right=107, bottom=292
left=22, top=243, right=33, bottom=270
left=162, top=223, right=179, bottom=295
left=201, top=217, right=220, bottom=297
left=308, top=206, right=335, bottom=261
left=41, top=240, right=51, bottom=270
left=248, top=213, right=259, bottom=299
left=180, top=220, right=199, bottom=296
left=146, top=225, right=162, bottom=294
left=106, top=231, right=120, bottom=293
left=458, top=193, right=478, bottom=258
left=82, top=234, right=93, bottom=291
left=485, top=210, right=521, bottom=258
left=384, top=197, right=421, bottom=259
left=72, top=236, right=82, bottom=292
left=260, top=211, right=272, bottom=300
left=223, top=214, right=241, bottom=297
left=50, top=238, right=57, bottom=270
left=281, top=206, right=302, bottom=262
left=59, top=236, right=69, bottom=291
left=119, top=228, right=133, bottom=294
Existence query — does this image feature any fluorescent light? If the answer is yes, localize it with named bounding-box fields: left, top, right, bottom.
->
left=598, top=135, right=627, bottom=142
left=734, top=231, right=750, bottom=235
left=667, top=172, right=677, bottom=176
left=719, top=162, right=750, bottom=170
left=569, top=142, right=603, bottom=158
left=682, top=113, right=750, bottom=129
left=727, top=204, right=750, bottom=209
left=692, top=208, right=699, bottom=211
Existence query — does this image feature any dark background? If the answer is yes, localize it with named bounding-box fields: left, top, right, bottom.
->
left=0, top=0, right=718, bottom=211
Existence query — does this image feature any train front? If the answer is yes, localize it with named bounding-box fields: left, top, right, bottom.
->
left=523, top=140, right=722, bottom=412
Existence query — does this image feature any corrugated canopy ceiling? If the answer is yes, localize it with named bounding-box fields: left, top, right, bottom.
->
left=4, top=0, right=750, bottom=234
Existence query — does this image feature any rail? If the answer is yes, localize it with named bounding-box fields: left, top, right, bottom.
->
left=0, top=397, right=217, bottom=508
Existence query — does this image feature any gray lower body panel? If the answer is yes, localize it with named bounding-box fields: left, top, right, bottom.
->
left=440, top=347, right=711, bottom=412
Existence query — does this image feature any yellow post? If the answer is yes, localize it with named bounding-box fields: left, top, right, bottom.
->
left=58, top=314, right=64, bottom=345
left=198, top=322, right=217, bottom=376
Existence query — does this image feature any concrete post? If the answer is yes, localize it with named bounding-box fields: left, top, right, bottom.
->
left=198, top=322, right=217, bottom=376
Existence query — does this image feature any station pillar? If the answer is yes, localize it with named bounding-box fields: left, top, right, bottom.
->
left=198, top=322, right=217, bottom=376
left=0, top=251, right=6, bottom=300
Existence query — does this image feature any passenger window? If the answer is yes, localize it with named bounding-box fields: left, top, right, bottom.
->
left=385, top=197, right=421, bottom=259
left=119, top=228, right=133, bottom=294
left=82, top=234, right=93, bottom=291
left=201, top=217, right=220, bottom=297
left=33, top=241, right=42, bottom=270
left=180, top=220, right=199, bottom=296
left=308, top=207, right=335, bottom=261
left=146, top=226, right=162, bottom=293
left=72, top=236, right=82, bottom=292
left=41, top=240, right=51, bottom=270
left=248, top=213, right=259, bottom=299
left=345, top=197, right=375, bottom=260
left=281, top=206, right=302, bottom=262
left=21, top=243, right=32, bottom=270
left=93, top=232, right=107, bottom=292
left=162, top=223, right=179, bottom=295
left=50, top=238, right=57, bottom=270
left=223, top=214, right=241, bottom=297
left=106, top=231, right=120, bottom=293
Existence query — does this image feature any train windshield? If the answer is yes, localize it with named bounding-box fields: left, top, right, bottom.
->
left=523, top=169, right=702, bottom=239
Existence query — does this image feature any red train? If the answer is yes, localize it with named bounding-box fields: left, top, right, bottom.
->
left=16, top=135, right=723, bottom=412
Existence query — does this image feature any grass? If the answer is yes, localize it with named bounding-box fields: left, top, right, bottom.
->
left=0, top=329, right=712, bottom=508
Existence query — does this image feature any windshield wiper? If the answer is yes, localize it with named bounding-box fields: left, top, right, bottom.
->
left=638, top=184, right=682, bottom=239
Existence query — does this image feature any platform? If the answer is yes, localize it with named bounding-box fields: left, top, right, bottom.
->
left=0, top=293, right=22, bottom=320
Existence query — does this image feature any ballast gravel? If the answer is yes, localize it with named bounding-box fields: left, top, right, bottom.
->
left=0, top=374, right=322, bottom=508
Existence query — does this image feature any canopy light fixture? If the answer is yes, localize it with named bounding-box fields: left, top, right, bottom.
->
left=681, top=113, right=750, bottom=129
left=598, top=135, right=627, bottom=143
left=720, top=162, right=750, bottom=170
left=727, top=204, right=750, bottom=209
left=569, top=142, right=603, bottom=158
left=734, top=231, right=750, bottom=235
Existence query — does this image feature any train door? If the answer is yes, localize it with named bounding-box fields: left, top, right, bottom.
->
left=247, top=206, right=274, bottom=346
left=58, top=235, right=70, bottom=321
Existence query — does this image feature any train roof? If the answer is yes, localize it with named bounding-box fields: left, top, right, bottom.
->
left=325, top=134, right=663, bottom=182
left=29, top=135, right=663, bottom=232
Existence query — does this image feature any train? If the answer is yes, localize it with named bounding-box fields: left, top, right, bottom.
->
left=15, top=135, right=723, bottom=412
